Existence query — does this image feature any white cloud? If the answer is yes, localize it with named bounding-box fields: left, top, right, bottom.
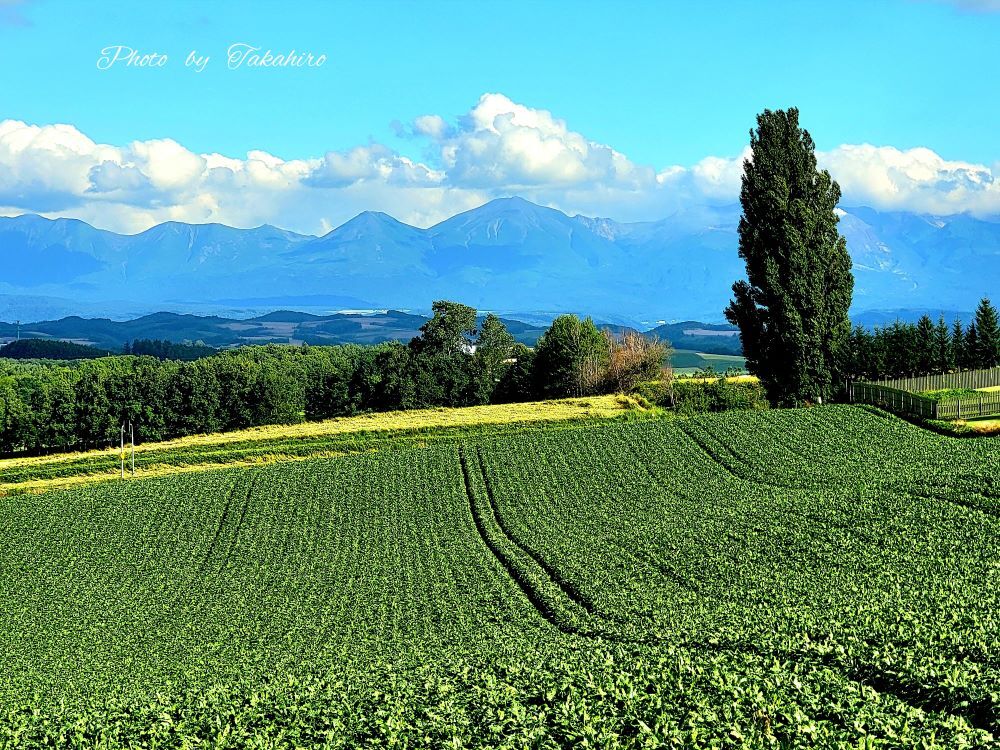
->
left=0, top=94, right=997, bottom=235
left=820, top=144, right=1000, bottom=215
left=428, top=93, right=654, bottom=189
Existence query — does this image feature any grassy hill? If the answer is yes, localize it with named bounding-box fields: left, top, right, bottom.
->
left=0, top=405, right=997, bottom=746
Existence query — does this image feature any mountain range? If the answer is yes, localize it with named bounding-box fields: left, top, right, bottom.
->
left=0, top=310, right=745, bottom=356
left=1, top=197, right=997, bottom=324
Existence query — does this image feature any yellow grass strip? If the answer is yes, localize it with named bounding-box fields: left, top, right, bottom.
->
left=0, top=451, right=368, bottom=497
left=0, top=395, right=635, bottom=475
left=960, top=418, right=1000, bottom=434
left=670, top=374, right=759, bottom=385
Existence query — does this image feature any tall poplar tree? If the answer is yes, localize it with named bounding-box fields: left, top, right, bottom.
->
left=725, top=108, right=854, bottom=405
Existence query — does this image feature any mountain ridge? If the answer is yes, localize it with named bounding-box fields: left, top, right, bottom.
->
left=1, top=198, right=997, bottom=322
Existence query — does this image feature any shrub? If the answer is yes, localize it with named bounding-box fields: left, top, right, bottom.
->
left=634, top=369, right=768, bottom=414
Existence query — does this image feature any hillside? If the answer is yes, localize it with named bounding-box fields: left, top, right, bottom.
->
left=0, top=395, right=640, bottom=495
left=0, top=310, right=747, bottom=364
left=0, top=310, right=550, bottom=351
left=1, top=198, right=997, bottom=322
left=0, top=407, right=996, bottom=745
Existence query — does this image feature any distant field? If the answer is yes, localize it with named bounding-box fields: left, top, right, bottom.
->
left=670, top=348, right=747, bottom=374
left=1, top=405, right=997, bottom=746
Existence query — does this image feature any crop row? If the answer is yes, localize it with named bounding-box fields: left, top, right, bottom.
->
left=474, top=413, right=1000, bottom=735
left=1, top=405, right=996, bottom=746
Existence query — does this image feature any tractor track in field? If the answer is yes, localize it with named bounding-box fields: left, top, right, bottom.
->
left=458, top=445, right=580, bottom=635
left=678, top=422, right=1000, bottom=521
left=198, top=479, right=240, bottom=575
left=217, top=473, right=257, bottom=573
left=460, top=444, right=692, bottom=644
left=197, top=473, right=258, bottom=576
left=471, top=446, right=598, bottom=615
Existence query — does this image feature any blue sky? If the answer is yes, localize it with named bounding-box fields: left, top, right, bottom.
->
left=1, top=0, right=998, bottom=233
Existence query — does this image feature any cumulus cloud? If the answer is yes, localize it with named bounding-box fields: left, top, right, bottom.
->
left=0, top=93, right=997, bottom=234
left=424, top=93, right=654, bottom=190
left=820, top=144, right=1000, bottom=215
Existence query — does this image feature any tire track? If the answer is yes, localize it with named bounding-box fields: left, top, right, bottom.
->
left=458, top=445, right=584, bottom=635
left=472, top=446, right=599, bottom=615
left=198, top=477, right=240, bottom=575
left=216, top=473, right=257, bottom=573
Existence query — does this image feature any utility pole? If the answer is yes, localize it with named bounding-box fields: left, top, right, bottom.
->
left=120, top=423, right=125, bottom=479
left=15, top=320, right=20, bottom=341
left=130, top=420, right=135, bottom=476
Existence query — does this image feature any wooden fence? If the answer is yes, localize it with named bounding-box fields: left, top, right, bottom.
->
left=849, top=383, right=939, bottom=419
left=866, top=367, right=1000, bottom=393
left=936, top=392, right=1000, bottom=420
left=850, top=366, right=1000, bottom=421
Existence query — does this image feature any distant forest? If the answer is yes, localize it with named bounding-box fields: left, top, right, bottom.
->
left=845, top=298, right=1000, bottom=380
left=0, top=302, right=666, bottom=456
left=0, top=339, right=114, bottom=360
left=0, top=338, right=216, bottom=362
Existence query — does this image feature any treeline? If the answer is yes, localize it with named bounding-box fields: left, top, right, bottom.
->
left=845, top=297, right=1000, bottom=381
left=0, top=337, right=216, bottom=361
left=0, top=339, right=113, bottom=360
left=122, top=339, right=217, bottom=360
left=0, top=301, right=668, bottom=456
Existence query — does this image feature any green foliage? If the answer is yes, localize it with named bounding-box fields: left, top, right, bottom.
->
left=471, top=313, right=517, bottom=405
left=672, top=376, right=769, bottom=414
left=631, top=379, right=672, bottom=405
left=1, top=408, right=998, bottom=746
left=123, top=338, right=216, bottom=360
left=973, top=297, right=1000, bottom=369
left=532, top=314, right=610, bottom=397
left=0, top=338, right=113, bottom=359
left=920, top=388, right=982, bottom=402
left=635, top=371, right=768, bottom=414
left=725, top=108, right=854, bottom=405
left=493, top=344, right=536, bottom=404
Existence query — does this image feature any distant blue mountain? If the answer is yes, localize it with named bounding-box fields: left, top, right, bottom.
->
left=1, top=198, right=997, bottom=322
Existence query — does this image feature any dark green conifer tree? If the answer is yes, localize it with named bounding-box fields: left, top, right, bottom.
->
left=725, top=108, right=854, bottom=405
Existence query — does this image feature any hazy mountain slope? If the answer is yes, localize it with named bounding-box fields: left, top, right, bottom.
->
left=1, top=199, right=997, bottom=322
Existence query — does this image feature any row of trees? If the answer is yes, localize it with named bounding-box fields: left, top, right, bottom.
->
left=845, top=298, right=1000, bottom=381
left=122, top=339, right=217, bottom=361
left=0, top=301, right=668, bottom=456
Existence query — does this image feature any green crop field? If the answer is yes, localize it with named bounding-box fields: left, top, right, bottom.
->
left=670, top=348, right=747, bottom=375
left=0, top=405, right=997, bottom=747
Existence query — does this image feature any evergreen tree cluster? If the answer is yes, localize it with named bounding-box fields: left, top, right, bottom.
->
left=845, top=298, right=1000, bottom=380
left=0, top=339, right=114, bottom=360
left=123, top=339, right=217, bottom=361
